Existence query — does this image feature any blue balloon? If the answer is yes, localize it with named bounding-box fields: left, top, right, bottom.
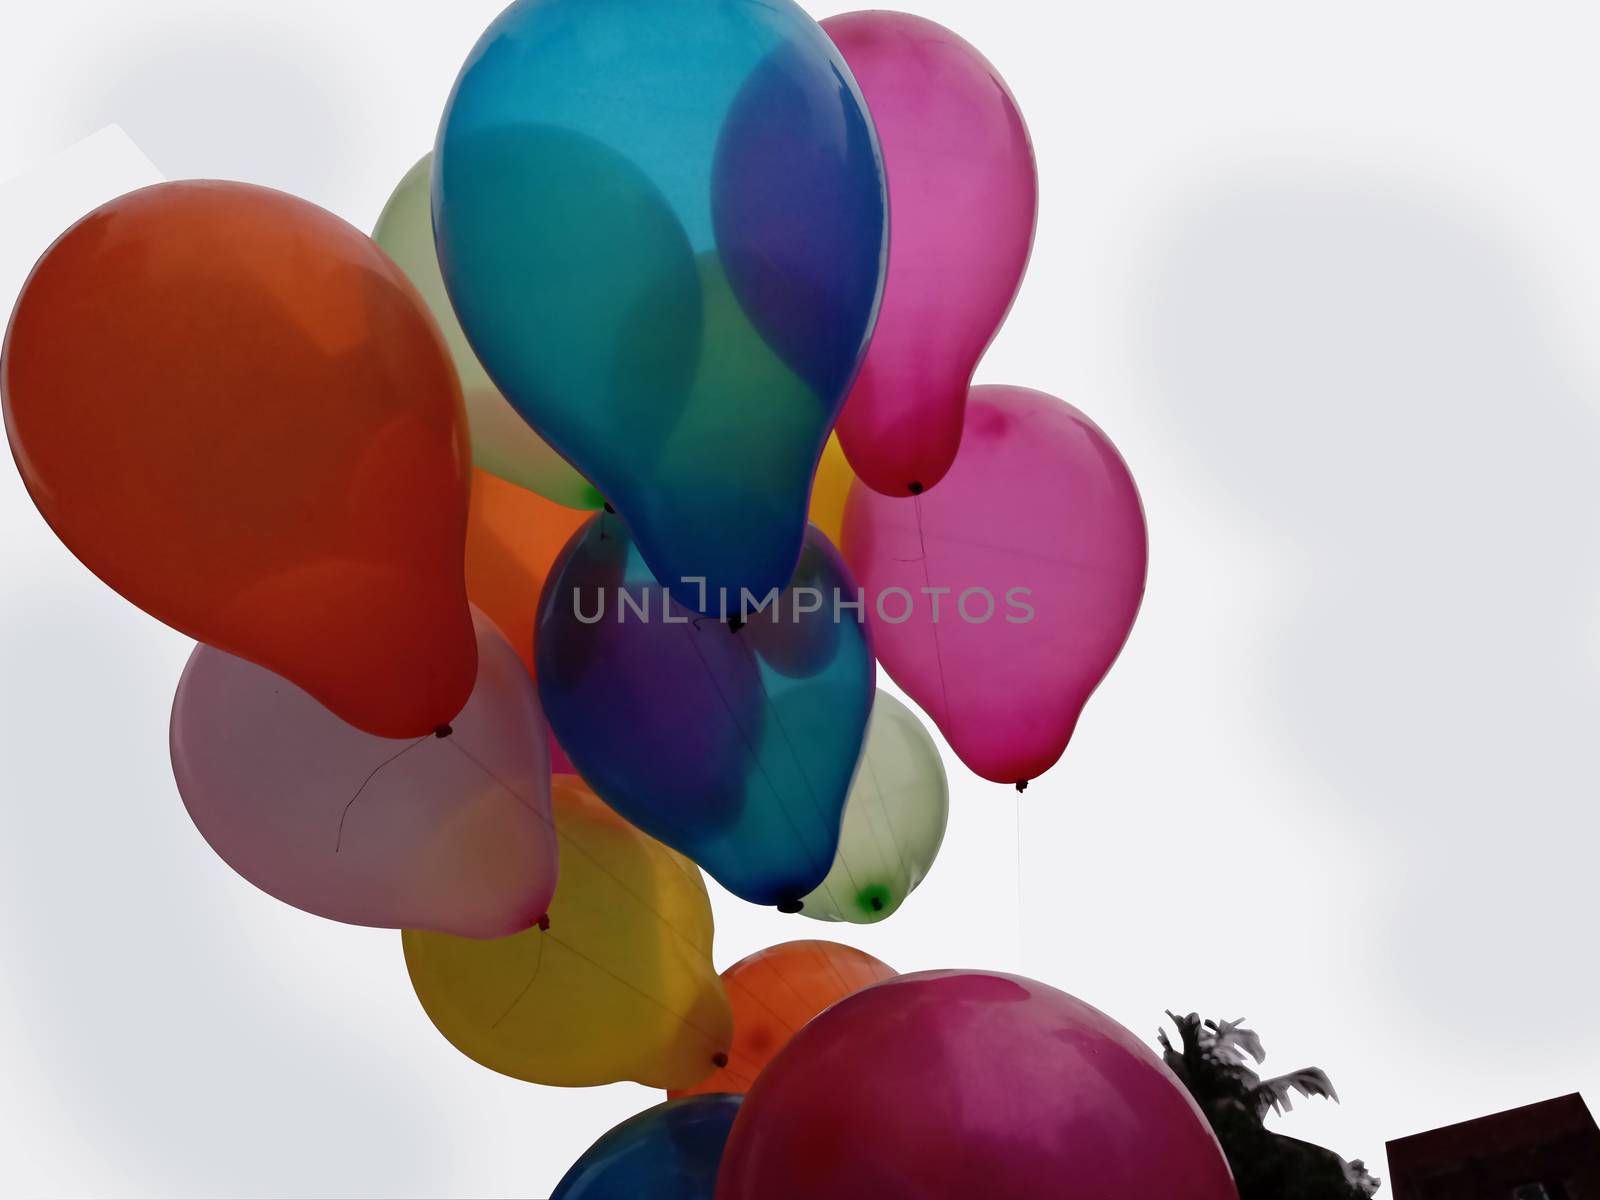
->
left=551, top=1095, right=743, bottom=1200
left=537, top=513, right=875, bottom=907
left=435, top=0, right=887, bottom=613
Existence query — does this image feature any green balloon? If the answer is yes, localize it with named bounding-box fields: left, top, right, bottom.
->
left=373, top=155, right=602, bottom=510
left=801, top=690, right=949, bottom=923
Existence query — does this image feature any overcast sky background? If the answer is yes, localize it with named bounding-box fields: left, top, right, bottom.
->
left=3, top=2, right=1598, bottom=1196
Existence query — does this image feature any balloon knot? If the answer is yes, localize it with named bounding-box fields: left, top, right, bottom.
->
left=434, top=724, right=454, bottom=739
left=1015, top=779, right=1029, bottom=793
left=907, top=481, right=924, bottom=495
left=711, top=1052, right=729, bottom=1069
left=870, top=896, right=883, bottom=911
left=536, top=914, right=551, bottom=932
left=728, top=616, right=745, bottom=633
left=775, top=898, right=804, bottom=914
left=603, top=502, right=615, bottom=514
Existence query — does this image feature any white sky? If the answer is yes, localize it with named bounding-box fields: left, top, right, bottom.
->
left=2, top=2, right=1598, bottom=1195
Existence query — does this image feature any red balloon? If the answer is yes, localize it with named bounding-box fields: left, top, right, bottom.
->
left=716, top=970, right=1237, bottom=1200
left=2, top=181, right=475, bottom=738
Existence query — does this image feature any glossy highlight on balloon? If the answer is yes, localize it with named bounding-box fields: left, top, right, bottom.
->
left=374, top=155, right=601, bottom=510
left=170, top=610, right=556, bottom=938
left=800, top=690, right=947, bottom=923
left=824, top=12, right=1038, bottom=497
left=672, top=941, right=895, bottom=1098
left=715, top=971, right=1239, bottom=1200
left=552, top=1094, right=742, bottom=1200
left=536, top=515, right=875, bottom=907
left=404, top=775, right=732, bottom=1090
left=842, top=386, right=1147, bottom=785
left=434, top=0, right=886, bottom=611
left=1, top=180, right=476, bottom=738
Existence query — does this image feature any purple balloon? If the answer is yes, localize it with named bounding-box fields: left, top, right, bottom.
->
left=170, top=609, right=557, bottom=937
left=841, top=385, right=1147, bottom=785
left=716, top=971, right=1238, bottom=1200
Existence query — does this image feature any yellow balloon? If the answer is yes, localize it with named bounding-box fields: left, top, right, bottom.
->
left=373, top=155, right=602, bottom=510
left=403, top=775, right=732, bottom=1089
left=808, top=432, right=855, bottom=548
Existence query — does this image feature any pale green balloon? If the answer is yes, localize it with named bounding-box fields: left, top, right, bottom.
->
left=801, top=690, right=949, bottom=923
left=373, top=155, right=602, bottom=510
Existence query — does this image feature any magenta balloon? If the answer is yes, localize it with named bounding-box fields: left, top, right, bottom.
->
left=823, top=11, right=1037, bottom=498
left=841, top=385, right=1147, bottom=785
left=170, top=609, right=557, bottom=938
left=716, top=971, right=1237, bottom=1200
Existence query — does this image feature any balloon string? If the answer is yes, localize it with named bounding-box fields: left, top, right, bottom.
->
left=760, top=957, right=815, bottom=1017
left=486, top=921, right=728, bottom=1054
left=718, top=1042, right=767, bottom=1083
left=1015, top=788, right=1025, bottom=973
left=716, top=1062, right=759, bottom=1092
left=914, top=496, right=956, bottom=732
left=336, top=730, right=728, bottom=1059
left=333, top=736, right=430, bottom=852
left=538, top=925, right=728, bottom=1053
left=894, top=522, right=1111, bottom=573
left=492, top=930, right=546, bottom=1029
left=728, top=972, right=802, bottom=1037
left=442, top=737, right=710, bottom=961
left=859, top=754, right=911, bottom=884
left=808, top=939, right=854, bottom=998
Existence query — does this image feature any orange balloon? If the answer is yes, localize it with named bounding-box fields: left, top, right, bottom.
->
left=1, top=181, right=475, bottom=737
left=670, top=939, right=896, bottom=1097
left=465, top=468, right=589, bottom=676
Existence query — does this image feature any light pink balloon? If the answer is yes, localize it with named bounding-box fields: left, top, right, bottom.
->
left=823, top=11, right=1037, bottom=498
left=841, top=386, right=1147, bottom=785
left=170, top=609, right=557, bottom=937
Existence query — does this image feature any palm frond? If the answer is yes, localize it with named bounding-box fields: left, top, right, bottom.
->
left=1254, top=1067, right=1339, bottom=1116
left=1207, top=1018, right=1265, bottom=1066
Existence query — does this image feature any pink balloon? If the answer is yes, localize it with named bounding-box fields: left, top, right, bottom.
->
left=170, top=609, right=557, bottom=937
left=716, top=970, right=1237, bottom=1200
left=823, top=11, right=1037, bottom=497
left=841, top=385, right=1147, bottom=785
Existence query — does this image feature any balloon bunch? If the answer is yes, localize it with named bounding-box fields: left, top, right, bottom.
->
left=2, top=0, right=1202, bottom=1195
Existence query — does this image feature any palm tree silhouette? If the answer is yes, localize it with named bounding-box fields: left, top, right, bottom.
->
left=1159, top=1012, right=1380, bottom=1199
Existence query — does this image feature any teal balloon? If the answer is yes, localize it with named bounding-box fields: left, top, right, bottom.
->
left=434, top=0, right=887, bottom=613
left=536, top=515, right=875, bottom=908
left=551, top=1095, right=742, bottom=1200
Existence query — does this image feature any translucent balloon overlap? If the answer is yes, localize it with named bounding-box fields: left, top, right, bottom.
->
left=434, top=0, right=887, bottom=611
left=404, top=775, right=732, bottom=1090
left=800, top=690, right=947, bottom=923
left=171, top=610, right=556, bottom=938
left=538, top=515, right=874, bottom=906
left=374, top=155, right=601, bottom=509
left=465, top=467, right=590, bottom=679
